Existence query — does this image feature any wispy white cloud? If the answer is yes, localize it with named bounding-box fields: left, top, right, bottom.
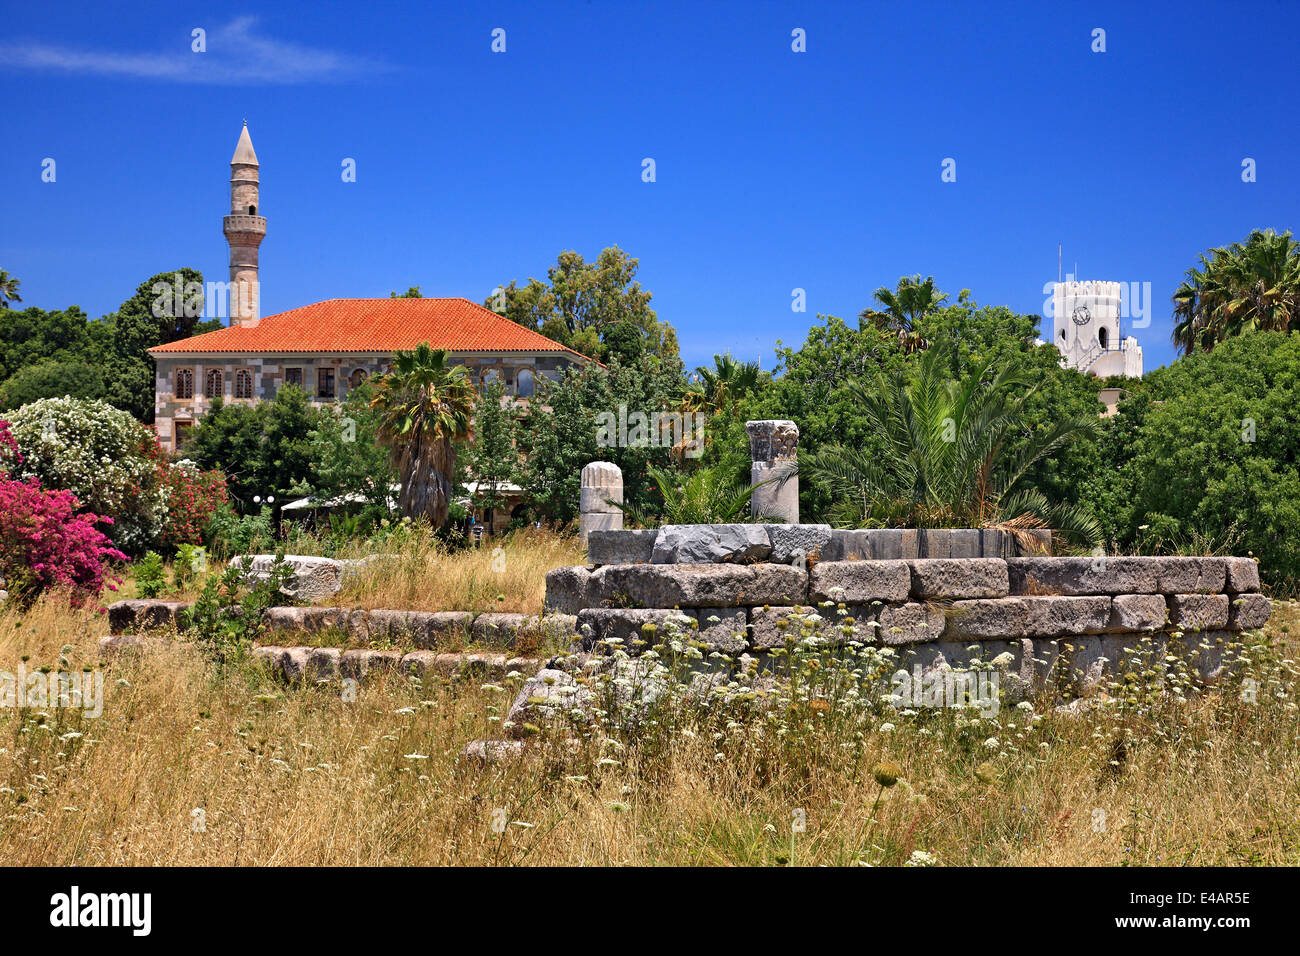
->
left=0, top=16, right=390, bottom=84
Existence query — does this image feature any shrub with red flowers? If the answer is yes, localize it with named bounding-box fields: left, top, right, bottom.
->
left=0, top=475, right=128, bottom=607
left=157, top=458, right=228, bottom=551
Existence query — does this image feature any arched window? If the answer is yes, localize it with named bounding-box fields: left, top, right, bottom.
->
left=205, top=368, right=224, bottom=398
left=235, top=368, right=254, bottom=399
left=248, top=205, right=256, bottom=215
left=1098, top=327, right=1109, bottom=349
left=349, top=368, right=367, bottom=388
left=482, top=368, right=501, bottom=388
left=175, top=368, right=194, bottom=399
left=516, top=368, right=535, bottom=398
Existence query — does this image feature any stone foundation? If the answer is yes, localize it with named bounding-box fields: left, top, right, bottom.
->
left=547, top=532, right=1268, bottom=692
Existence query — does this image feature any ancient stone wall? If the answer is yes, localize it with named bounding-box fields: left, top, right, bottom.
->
left=550, top=525, right=1268, bottom=693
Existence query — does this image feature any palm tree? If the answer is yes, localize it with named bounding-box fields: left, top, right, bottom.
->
left=859, top=275, right=949, bottom=354
left=616, top=460, right=765, bottom=526
left=800, top=345, right=1100, bottom=544
left=1172, top=229, right=1300, bottom=355
left=681, top=353, right=763, bottom=416
left=369, top=343, right=475, bottom=526
left=0, top=270, right=21, bottom=309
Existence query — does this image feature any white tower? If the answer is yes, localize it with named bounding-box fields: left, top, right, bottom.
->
left=1051, top=280, right=1142, bottom=377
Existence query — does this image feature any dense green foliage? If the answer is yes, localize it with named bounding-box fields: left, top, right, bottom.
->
left=1087, top=332, right=1300, bottom=590
left=0, top=268, right=218, bottom=421
left=187, top=386, right=322, bottom=513
left=801, top=345, right=1101, bottom=542
left=516, top=354, right=687, bottom=525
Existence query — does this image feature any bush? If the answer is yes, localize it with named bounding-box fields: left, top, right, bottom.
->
left=5, top=397, right=164, bottom=554
left=0, top=476, right=128, bottom=606
left=156, top=457, right=227, bottom=551
left=134, top=551, right=167, bottom=598
left=1105, top=332, right=1300, bottom=591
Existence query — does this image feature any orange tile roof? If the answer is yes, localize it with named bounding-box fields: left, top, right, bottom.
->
left=148, top=297, right=592, bottom=359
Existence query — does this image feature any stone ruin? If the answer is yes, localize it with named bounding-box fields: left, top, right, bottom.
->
left=547, top=524, right=1268, bottom=699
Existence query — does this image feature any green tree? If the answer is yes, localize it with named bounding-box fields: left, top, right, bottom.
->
left=466, top=380, right=520, bottom=530
left=488, top=247, right=679, bottom=363
left=1172, top=229, right=1300, bottom=355
left=1094, top=331, right=1300, bottom=590
left=0, top=359, right=106, bottom=410
left=291, top=380, right=397, bottom=512
left=517, top=354, right=688, bottom=525
left=0, top=305, right=110, bottom=384
left=102, top=268, right=220, bottom=421
left=390, top=286, right=423, bottom=298
left=368, top=343, right=475, bottom=526
left=188, top=386, right=323, bottom=513
left=683, top=353, right=764, bottom=417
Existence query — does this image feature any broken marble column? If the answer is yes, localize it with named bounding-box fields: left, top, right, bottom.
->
left=579, top=461, right=623, bottom=545
left=747, top=420, right=799, bottom=523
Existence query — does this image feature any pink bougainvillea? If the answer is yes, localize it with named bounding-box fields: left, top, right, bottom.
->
left=0, top=476, right=128, bottom=606
left=0, top=417, right=127, bottom=606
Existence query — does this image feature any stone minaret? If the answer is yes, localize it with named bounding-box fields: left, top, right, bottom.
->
left=223, top=123, right=266, bottom=326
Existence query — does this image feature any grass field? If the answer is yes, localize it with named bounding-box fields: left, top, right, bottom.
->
left=1, top=535, right=1296, bottom=866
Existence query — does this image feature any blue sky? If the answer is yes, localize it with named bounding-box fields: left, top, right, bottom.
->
left=3, top=0, right=1297, bottom=373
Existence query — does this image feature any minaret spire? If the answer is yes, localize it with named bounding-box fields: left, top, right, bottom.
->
left=223, top=123, right=265, bottom=326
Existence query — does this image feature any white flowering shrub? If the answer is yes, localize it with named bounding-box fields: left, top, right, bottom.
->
left=6, top=397, right=166, bottom=554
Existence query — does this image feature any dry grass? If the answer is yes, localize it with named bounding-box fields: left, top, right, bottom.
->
left=1, top=546, right=1297, bottom=866
left=114, top=527, right=584, bottom=614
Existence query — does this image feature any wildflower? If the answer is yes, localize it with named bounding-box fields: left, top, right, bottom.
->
left=904, top=850, right=936, bottom=867
left=872, top=760, right=902, bottom=787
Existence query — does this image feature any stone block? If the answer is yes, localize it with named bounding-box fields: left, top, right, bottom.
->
left=366, top=609, right=439, bottom=644
left=340, top=649, right=402, bottom=680
left=586, top=529, right=657, bottom=565
left=917, top=528, right=981, bottom=559
left=651, top=524, right=772, bottom=564
left=307, top=647, right=341, bottom=681
left=908, top=558, right=1009, bottom=599
left=579, top=512, right=622, bottom=540
left=233, top=554, right=345, bottom=601
left=1224, top=557, right=1261, bottom=593
left=867, top=528, right=922, bottom=560
left=471, top=612, right=527, bottom=646
left=576, top=607, right=695, bottom=651
left=766, top=524, right=833, bottom=563
left=824, top=529, right=871, bottom=561
left=1107, top=594, right=1167, bottom=632
left=591, top=563, right=807, bottom=608
left=694, top=607, right=750, bottom=654
left=1007, top=557, right=1160, bottom=596
left=107, top=599, right=192, bottom=635
left=808, top=560, right=911, bottom=604
left=1228, top=592, right=1271, bottom=630
left=276, top=647, right=313, bottom=682
left=877, top=602, right=947, bottom=645
left=747, top=605, right=821, bottom=650
left=1167, top=593, right=1230, bottom=630
left=97, top=634, right=152, bottom=656
left=1156, top=558, right=1227, bottom=594
left=421, top=611, right=474, bottom=648
left=945, top=596, right=1112, bottom=639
